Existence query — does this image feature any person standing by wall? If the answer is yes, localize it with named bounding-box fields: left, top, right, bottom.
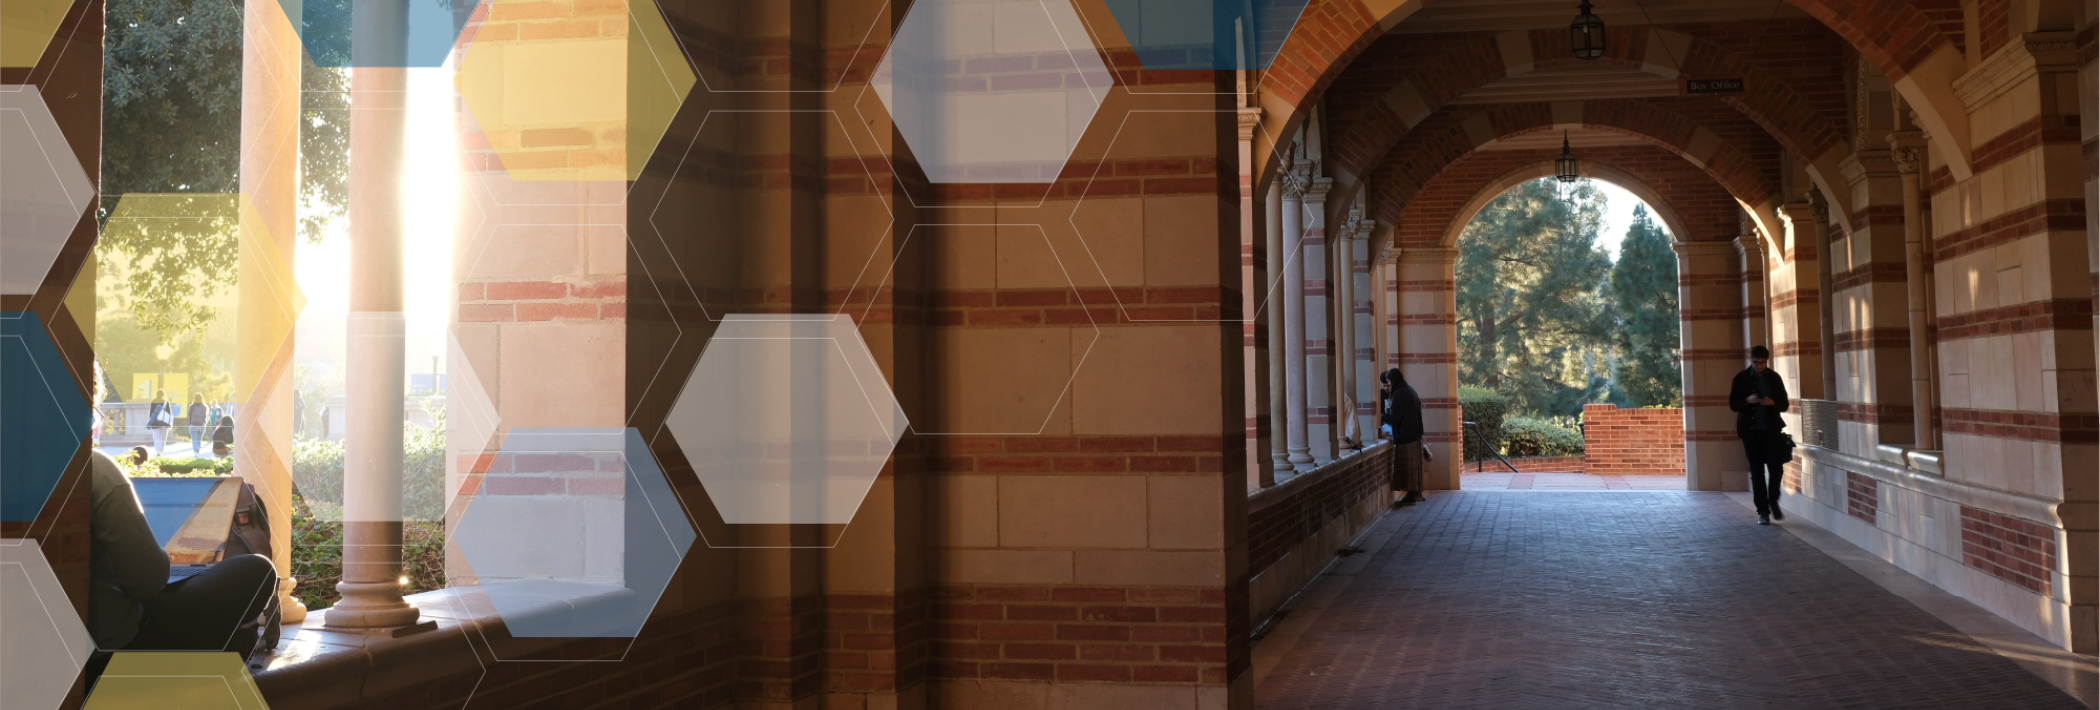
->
left=147, top=389, right=172, bottom=455
left=1381, top=369, right=1432, bottom=506
left=1730, top=345, right=1791, bottom=525
left=187, top=394, right=208, bottom=455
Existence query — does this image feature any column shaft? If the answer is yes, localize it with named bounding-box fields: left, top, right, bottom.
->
left=1892, top=135, right=1937, bottom=449
left=1333, top=226, right=1356, bottom=453
left=1351, top=225, right=1377, bottom=451
left=1396, top=248, right=1459, bottom=489
left=1266, top=181, right=1290, bottom=474
left=1281, top=174, right=1312, bottom=469
left=1301, top=180, right=1334, bottom=467
left=1676, top=241, right=1749, bottom=492
left=1237, top=108, right=1269, bottom=487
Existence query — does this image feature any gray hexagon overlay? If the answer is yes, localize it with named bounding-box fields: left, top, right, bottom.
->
left=1, top=86, right=94, bottom=295
left=667, top=314, right=905, bottom=526
left=870, top=0, right=1112, bottom=183
left=1, top=539, right=91, bottom=710
left=451, top=428, right=695, bottom=639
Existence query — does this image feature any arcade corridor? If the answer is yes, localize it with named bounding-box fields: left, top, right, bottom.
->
left=1252, top=493, right=2095, bottom=709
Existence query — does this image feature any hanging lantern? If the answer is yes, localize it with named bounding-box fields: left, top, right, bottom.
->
left=1555, top=132, right=1579, bottom=183
left=1570, top=0, right=1605, bottom=60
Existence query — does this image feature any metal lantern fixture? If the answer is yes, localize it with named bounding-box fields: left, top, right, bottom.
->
left=1570, top=0, right=1606, bottom=60
left=1555, top=132, right=1579, bottom=182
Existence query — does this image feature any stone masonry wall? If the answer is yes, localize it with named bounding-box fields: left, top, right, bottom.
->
left=1581, top=404, right=1688, bottom=476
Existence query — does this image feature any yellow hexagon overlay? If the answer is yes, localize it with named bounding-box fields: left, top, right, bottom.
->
left=100, top=193, right=305, bottom=405
left=84, top=652, right=269, bottom=710
left=455, top=0, right=695, bottom=182
left=0, top=0, right=71, bottom=68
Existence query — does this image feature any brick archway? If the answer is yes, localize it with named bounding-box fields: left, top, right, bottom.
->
left=1383, top=142, right=1746, bottom=249
left=1253, top=0, right=1973, bottom=183
left=1431, top=161, right=1697, bottom=250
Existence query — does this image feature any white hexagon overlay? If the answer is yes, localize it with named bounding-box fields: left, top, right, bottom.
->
left=870, top=0, right=1112, bottom=183
left=1, top=539, right=92, bottom=710
left=667, top=314, right=905, bottom=526
left=1, top=86, right=94, bottom=295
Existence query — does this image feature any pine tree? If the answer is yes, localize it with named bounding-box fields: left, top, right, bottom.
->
left=1455, top=178, right=1612, bottom=416
left=1607, top=204, right=1683, bottom=406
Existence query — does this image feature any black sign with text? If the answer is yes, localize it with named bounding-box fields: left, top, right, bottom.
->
left=1685, top=78, right=1746, bottom=95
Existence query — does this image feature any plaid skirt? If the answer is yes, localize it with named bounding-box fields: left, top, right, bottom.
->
left=1391, top=440, right=1424, bottom=493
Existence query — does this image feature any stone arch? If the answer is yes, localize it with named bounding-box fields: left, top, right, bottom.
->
left=1254, top=0, right=1972, bottom=187
left=1357, top=101, right=1785, bottom=242
left=1434, top=162, right=1695, bottom=250
left=1318, top=27, right=1861, bottom=232
left=1381, top=142, right=1747, bottom=250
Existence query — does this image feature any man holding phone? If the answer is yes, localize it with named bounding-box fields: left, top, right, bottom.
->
left=1729, top=345, right=1791, bottom=525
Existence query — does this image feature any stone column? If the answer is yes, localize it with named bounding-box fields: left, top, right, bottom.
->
left=1281, top=168, right=1313, bottom=471
left=1814, top=196, right=1837, bottom=399
left=1302, top=177, right=1335, bottom=467
left=1331, top=210, right=1357, bottom=454
left=1889, top=131, right=1937, bottom=449
left=328, top=0, right=425, bottom=632
left=1238, top=107, right=1269, bottom=487
left=1675, top=241, right=1749, bottom=492
left=1351, top=220, right=1378, bottom=451
left=1395, top=248, right=1458, bottom=490
left=1836, top=149, right=1917, bottom=452
left=1777, top=202, right=1824, bottom=399
left=1266, top=180, right=1290, bottom=476
left=1734, top=224, right=1769, bottom=352
left=238, top=0, right=307, bottom=624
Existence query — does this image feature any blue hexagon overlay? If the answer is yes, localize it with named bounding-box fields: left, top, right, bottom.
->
left=451, top=427, right=694, bottom=638
left=280, top=0, right=480, bottom=68
left=1101, top=0, right=1310, bottom=70
left=1, top=312, right=90, bottom=522
left=1, top=539, right=93, bottom=710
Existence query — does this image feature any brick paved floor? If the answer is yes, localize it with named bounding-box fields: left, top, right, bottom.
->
left=1254, top=492, right=2089, bottom=709
left=1462, top=473, right=1687, bottom=490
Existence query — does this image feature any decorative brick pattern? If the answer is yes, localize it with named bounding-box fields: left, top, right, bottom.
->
left=825, top=592, right=929, bottom=694
left=1960, top=506, right=2060, bottom=595
left=918, top=434, right=1229, bottom=476
left=931, top=584, right=1234, bottom=685
left=458, top=278, right=627, bottom=322
left=1846, top=471, right=1878, bottom=523
left=1246, top=446, right=1391, bottom=573
left=1936, top=298, right=2096, bottom=341
left=1579, top=404, right=1685, bottom=476
left=1942, top=408, right=2100, bottom=444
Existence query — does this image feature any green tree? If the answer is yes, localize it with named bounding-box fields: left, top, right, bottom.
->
left=1608, top=204, right=1682, bottom=406
left=1455, top=178, right=1613, bottom=416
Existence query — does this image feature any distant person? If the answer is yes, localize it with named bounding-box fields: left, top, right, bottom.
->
left=147, top=390, right=172, bottom=455
left=1730, top=345, right=1791, bottom=525
left=212, top=416, right=234, bottom=457
left=292, top=390, right=305, bottom=438
left=127, top=446, right=150, bottom=469
left=187, top=394, right=208, bottom=454
left=1381, top=368, right=1432, bottom=506
left=86, top=449, right=276, bottom=654
left=319, top=405, right=330, bottom=440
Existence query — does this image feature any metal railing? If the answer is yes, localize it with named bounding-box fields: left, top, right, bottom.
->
left=1463, top=420, right=1520, bottom=474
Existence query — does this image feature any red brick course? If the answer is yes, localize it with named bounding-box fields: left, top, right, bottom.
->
left=1846, top=471, right=1879, bottom=524
left=1960, top=506, right=2059, bottom=595
left=931, top=584, right=1238, bottom=686
left=1580, top=405, right=1686, bottom=476
left=1247, top=445, right=1392, bottom=574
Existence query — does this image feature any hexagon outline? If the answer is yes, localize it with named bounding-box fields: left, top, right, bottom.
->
left=277, top=0, right=482, bottom=68
left=638, top=108, right=890, bottom=326
left=0, top=311, right=90, bottom=523
left=1, top=85, right=95, bottom=296
left=678, top=0, right=888, bottom=95
left=444, top=427, right=696, bottom=660
left=1072, top=0, right=1316, bottom=92
left=857, top=0, right=1115, bottom=194
left=663, top=314, right=906, bottom=541
left=1, top=538, right=92, bottom=710
left=1066, top=108, right=1287, bottom=326
left=839, top=223, right=1103, bottom=437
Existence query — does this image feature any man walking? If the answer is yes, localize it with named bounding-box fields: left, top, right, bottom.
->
left=1381, top=369, right=1431, bottom=506
left=1730, top=345, right=1790, bottom=524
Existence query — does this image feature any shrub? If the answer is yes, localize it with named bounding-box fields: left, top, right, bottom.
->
left=1503, top=416, right=1584, bottom=457
left=290, top=418, right=446, bottom=523
left=1459, top=385, right=1508, bottom=461
left=289, top=494, right=446, bottom=611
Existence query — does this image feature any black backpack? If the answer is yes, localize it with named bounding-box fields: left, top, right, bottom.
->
left=220, top=482, right=283, bottom=659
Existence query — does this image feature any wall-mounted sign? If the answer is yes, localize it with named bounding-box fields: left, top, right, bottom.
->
left=1685, top=78, right=1746, bottom=95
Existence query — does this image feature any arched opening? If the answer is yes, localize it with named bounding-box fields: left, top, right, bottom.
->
left=1444, top=175, right=1685, bottom=490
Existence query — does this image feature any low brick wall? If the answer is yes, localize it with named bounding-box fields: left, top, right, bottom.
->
left=1246, top=444, right=1392, bottom=624
left=1500, top=455, right=1585, bottom=473
left=1581, top=404, right=1686, bottom=475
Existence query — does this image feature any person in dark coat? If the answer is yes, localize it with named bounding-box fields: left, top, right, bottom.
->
left=211, top=415, right=234, bottom=457
left=147, top=389, right=172, bottom=455
left=1381, top=368, right=1432, bottom=506
left=1729, top=345, right=1791, bottom=525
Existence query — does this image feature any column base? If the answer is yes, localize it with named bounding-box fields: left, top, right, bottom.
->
left=278, top=576, right=308, bottom=624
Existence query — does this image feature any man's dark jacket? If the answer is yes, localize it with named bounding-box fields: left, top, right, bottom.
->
left=1728, top=367, right=1790, bottom=438
left=1384, top=383, right=1425, bottom=445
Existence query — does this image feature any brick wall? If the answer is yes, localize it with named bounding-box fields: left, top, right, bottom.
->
left=931, top=584, right=1233, bottom=685
left=1960, top=507, right=2060, bottom=596
left=1580, top=405, right=1686, bottom=475
left=1846, top=471, right=1878, bottom=524
left=1501, top=455, right=1585, bottom=473
left=1245, top=446, right=1390, bottom=574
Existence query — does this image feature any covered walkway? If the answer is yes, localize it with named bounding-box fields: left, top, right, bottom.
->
left=1252, top=493, right=2094, bottom=709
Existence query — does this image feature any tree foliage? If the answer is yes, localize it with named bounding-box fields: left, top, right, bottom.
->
left=1609, top=205, right=1682, bottom=406
left=1455, top=178, right=1613, bottom=416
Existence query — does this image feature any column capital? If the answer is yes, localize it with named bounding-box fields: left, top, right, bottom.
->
left=1236, top=106, right=1263, bottom=140
left=1886, top=131, right=1927, bottom=175
left=1840, top=150, right=1900, bottom=185
left=1304, top=177, right=1333, bottom=205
